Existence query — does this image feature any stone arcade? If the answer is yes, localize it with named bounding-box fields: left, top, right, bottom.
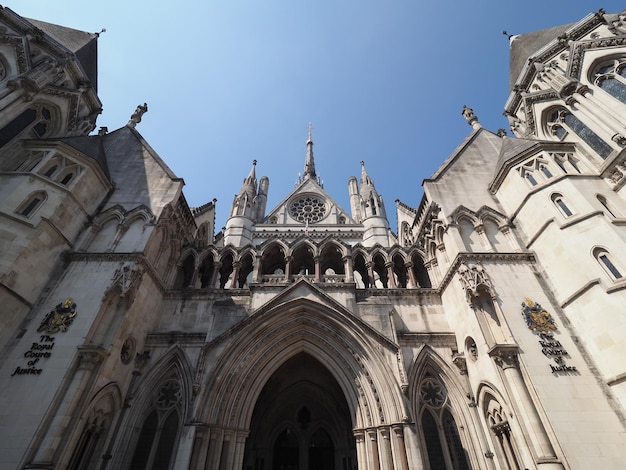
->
left=1, top=6, right=626, bottom=470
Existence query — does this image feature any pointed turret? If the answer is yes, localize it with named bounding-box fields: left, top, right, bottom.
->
left=353, top=161, right=392, bottom=246
left=230, top=160, right=258, bottom=219
left=303, top=123, right=317, bottom=181
left=224, top=160, right=262, bottom=246
left=359, top=161, right=386, bottom=218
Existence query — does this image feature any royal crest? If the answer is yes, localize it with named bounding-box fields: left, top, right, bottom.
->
left=521, top=297, right=556, bottom=333
left=37, top=298, right=77, bottom=334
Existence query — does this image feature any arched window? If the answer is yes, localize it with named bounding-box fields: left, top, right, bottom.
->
left=540, top=165, right=552, bottom=178
left=551, top=193, right=573, bottom=218
left=526, top=173, right=537, bottom=186
left=485, top=396, right=521, bottom=470
left=593, top=248, right=623, bottom=280
left=547, top=108, right=613, bottom=159
left=0, top=105, right=53, bottom=149
left=129, top=378, right=182, bottom=470
left=594, top=59, right=626, bottom=104
left=597, top=195, right=620, bottom=218
left=417, top=374, right=471, bottom=470
left=16, top=191, right=47, bottom=218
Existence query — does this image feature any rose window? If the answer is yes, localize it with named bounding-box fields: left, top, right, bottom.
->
left=289, top=196, right=327, bottom=223
left=154, top=379, right=182, bottom=409
left=420, top=377, right=447, bottom=408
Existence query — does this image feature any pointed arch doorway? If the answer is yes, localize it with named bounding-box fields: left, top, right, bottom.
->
left=243, top=353, right=356, bottom=470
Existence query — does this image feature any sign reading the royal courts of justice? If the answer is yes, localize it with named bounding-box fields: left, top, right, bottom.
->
left=521, top=298, right=578, bottom=375
left=10, top=298, right=77, bottom=377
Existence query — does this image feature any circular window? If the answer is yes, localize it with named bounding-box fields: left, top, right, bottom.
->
left=419, top=377, right=447, bottom=408
left=288, top=195, right=328, bottom=223
left=120, top=336, right=136, bottom=365
left=154, top=379, right=182, bottom=410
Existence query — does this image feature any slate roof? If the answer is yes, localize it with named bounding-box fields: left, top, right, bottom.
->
left=509, top=22, right=574, bottom=91
left=58, top=135, right=109, bottom=180
left=25, top=18, right=98, bottom=91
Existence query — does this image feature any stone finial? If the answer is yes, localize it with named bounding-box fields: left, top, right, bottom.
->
left=497, top=128, right=507, bottom=137
left=128, top=103, right=148, bottom=128
left=462, top=105, right=481, bottom=129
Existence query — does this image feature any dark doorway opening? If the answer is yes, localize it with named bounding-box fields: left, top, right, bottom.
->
left=243, top=353, right=355, bottom=470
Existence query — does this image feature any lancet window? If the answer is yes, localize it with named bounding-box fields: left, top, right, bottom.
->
left=128, top=378, right=183, bottom=470
left=547, top=108, right=613, bottom=159
left=417, top=373, right=470, bottom=470
left=516, top=156, right=555, bottom=187
left=0, top=105, right=54, bottom=149
left=593, top=247, right=623, bottom=280
left=551, top=193, right=573, bottom=218
left=16, top=191, right=46, bottom=218
left=550, top=152, right=581, bottom=174
left=485, top=397, right=521, bottom=470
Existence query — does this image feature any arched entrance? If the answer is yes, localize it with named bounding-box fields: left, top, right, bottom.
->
left=243, top=353, right=355, bottom=470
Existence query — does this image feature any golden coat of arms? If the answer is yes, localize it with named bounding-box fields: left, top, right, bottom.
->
left=37, top=298, right=77, bottom=334
left=521, top=298, right=556, bottom=333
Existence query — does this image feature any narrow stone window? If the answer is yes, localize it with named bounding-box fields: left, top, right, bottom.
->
left=551, top=193, right=573, bottom=217
left=548, top=108, right=613, bottom=159
left=17, top=192, right=46, bottom=218
left=594, top=248, right=623, bottom=280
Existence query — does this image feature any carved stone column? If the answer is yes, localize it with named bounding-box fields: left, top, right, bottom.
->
left=366, top=428, right=381, bottom=470
left=474, top=224, right=492, bottom=252
left=209, top=261, right=222, bottom=288
left=366, top=262, right=375, bottom=288
left=188, top=426, right=210, bottom=470
left=405, top=262, right=418, bottom=288
left=391, top=424, right=410, bottom=470
left=490, top=346, right=564, bottom=470
left=314, top=255, right=321, bottom=282
left=284, top=256, right=292, bottom=282
left=230, top=261, right=241, bottom=288
left=354, top=430, right=368, bottom=470
left=343, top=255, right=354, bottom=282
left=385, top=262, right=397, bottom=288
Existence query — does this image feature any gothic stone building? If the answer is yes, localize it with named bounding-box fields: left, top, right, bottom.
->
left=1, top=6, right=626, bottom=470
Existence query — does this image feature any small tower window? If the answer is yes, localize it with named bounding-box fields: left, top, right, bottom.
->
left=526, top=173, right=538, bottom=186
left=551, top=193, right=573, bottom=217
left=593, top=248, right=623, bottom=280
left=540, top=165, right=552, bottom=178
left=16, top=192, right=46, bottom=218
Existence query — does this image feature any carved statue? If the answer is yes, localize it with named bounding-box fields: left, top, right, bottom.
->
left=128, top=103, right=148, bottom=128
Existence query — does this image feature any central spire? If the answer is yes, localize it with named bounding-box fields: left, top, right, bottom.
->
left=303, top=122, right=316, bottom=180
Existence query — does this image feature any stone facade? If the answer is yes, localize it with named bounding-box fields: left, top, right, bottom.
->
left=0, top=5, right=626, bottom=470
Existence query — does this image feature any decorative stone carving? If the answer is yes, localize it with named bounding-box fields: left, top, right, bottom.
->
left=106, top=262, right=144, bottom=299
left=127, top=103, right=148, bottom=128
left=462, top=105, right=480, bottom=128
left=419, top=377, right=447, bottom=408
left=458, top=262, right=494, bottom=304
left=37, top=298, right=77, bottom=334
left=612, top=133, right=626, bottom=146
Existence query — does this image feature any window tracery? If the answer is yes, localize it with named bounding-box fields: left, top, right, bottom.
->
left=485, top=398, right=521, bottom=470
left=0, top=104, right=54, bottom=149
left=593, top=58, right=626, bottom=104
left=129, top=376, right=183, bottom=470
left=516, top=156, right=554, bottom=187
left=547, top=108, right=613, bottom=159
left=417, top=373, right=470, bottom=470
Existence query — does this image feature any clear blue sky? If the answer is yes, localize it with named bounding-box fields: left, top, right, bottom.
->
left=12, top=2, right=626, bottom=231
